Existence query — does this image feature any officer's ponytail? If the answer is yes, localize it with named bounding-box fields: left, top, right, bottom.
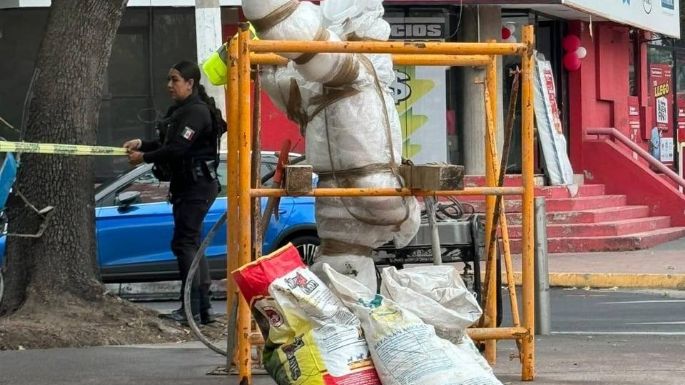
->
left=197, top=84, right=227, bottom=136
left=173, top=60, right=227, bottom=137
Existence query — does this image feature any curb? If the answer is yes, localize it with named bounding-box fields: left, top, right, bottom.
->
left=109, top=272, right=685, bottom=300
left=105, top=280, right=228, bottom=301
left=505, top=272, right=685, bottom=290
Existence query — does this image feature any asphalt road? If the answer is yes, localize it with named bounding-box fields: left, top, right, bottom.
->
left=501, top=288, right=685, bottom=335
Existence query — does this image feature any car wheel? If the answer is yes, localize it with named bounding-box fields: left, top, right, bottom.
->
left=288, top=235, right=319, bottom=266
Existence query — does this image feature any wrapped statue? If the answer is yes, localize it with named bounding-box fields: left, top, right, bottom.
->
left=243, top=0, right=421, bottom=291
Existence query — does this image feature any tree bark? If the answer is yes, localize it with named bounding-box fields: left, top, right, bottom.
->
left=0, top=0, right=127, bottom=315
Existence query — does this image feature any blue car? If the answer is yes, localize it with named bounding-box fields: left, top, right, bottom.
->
left=0, top=152, right=318, bottom=283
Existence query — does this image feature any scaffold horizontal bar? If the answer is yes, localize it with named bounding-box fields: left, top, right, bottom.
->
left=250, top=187, right=524, bottom=198
left=250, top=53, right=491, bottom=67
left=247, top=327, right=528, bottom=347
left=249, top=40, right=527, bottom=56
left=468, top=327, right=530, bottom=341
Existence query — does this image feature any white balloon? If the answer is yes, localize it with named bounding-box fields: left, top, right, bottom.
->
left=576, top=46, right=588, bottom=59
left=504, top=22, right=516, bottom=34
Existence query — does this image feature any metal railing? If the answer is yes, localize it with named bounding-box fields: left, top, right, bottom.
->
left=681, top=142, right=685, bottom=193
left=587, top=127, right=685, bottom=192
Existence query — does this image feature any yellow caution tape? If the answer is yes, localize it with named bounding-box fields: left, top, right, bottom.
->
left=0, top=141, right=128, bottom=156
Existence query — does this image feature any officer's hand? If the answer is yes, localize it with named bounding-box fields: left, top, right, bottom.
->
left=123, top=139, right=142, bottom=152
left=128, top=151, right=145, bottom=166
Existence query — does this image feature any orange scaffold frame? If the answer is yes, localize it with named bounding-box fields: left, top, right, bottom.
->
left=226, top=24, right=537, bottom=383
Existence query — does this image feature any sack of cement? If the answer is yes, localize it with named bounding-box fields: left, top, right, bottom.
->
left=380, top=265, right=482, bottom=343
left=381, top=265, right=494, bottom=374
left=324, top=264, right=504, bottom=385
left=232, top=244, right=381, bottom=385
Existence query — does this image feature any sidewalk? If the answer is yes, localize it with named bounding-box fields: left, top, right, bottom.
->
left=2, top=335, right=683, bottom=385
left=507, top=236, right=685, bottom=289
left=108, top=236, right=685, bottom=300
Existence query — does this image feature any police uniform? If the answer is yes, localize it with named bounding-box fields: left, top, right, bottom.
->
left=140, top=93, right=219, bottom=323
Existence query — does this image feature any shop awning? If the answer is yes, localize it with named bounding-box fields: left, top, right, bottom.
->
left=386, top=0, right=680, bottom=38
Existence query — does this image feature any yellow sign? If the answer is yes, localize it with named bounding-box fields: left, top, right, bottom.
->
left=0, top=141, right=127, bottom=156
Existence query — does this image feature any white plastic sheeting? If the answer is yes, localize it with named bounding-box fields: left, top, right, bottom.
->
left=244, top=0, right=420, bottom=291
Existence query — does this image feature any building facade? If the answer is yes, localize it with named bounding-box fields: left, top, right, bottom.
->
left=0, top=1, right=683, bottom=183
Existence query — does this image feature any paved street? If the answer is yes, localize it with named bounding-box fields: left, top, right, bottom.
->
left=502, top=288, right=685, bottom=335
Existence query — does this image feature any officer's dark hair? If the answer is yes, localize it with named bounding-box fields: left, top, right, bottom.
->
left=172, top=60, right=227, bottom=137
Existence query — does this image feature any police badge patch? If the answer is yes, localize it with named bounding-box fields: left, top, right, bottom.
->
left=181, top=126, right=195, bottom=141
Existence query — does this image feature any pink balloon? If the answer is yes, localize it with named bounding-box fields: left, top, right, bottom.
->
left=563, top=52, right=581, bottom=71
left=562, top=35, right=581, bottom=52
left=501, top=27, right=511, bottom=40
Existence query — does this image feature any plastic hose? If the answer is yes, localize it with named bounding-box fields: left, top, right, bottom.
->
left=183, top=211, right=232, bottom=357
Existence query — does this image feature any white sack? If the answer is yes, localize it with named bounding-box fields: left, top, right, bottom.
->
left=324, top=264, right=503, bottom=385
left=380, top=265, right=483, bottom=344
left=310, top=255, right=377, bottom=294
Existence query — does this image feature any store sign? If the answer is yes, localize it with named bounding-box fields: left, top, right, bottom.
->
left=661, top=137, right=674, bottom=162
left=650, top=64, right=673, bottom=131
left=386, top=17, right=447, bottom=41
left=562, top=0, right=680, bottom=37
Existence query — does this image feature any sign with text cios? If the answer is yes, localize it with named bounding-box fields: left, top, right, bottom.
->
left=386, top=16, right=447, bottom=41
left=562, top=0, right=680, bottom=38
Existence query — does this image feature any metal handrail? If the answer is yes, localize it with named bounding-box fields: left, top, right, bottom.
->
left=680, top=142, right=685, bottom=193
left=587, top=127, right=685, bottom=191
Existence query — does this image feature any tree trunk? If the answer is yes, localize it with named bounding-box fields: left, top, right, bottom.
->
left=0, top=0, right=127, bottom=315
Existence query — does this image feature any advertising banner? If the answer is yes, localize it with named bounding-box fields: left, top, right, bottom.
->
left=562, top=0, right=680, bottom=38
left=391, top=66, right=448, bottom=164
left=388, top=13, right=448, bottom=164
left=533, top=53, right=575, bottom=186
left=650, top=63, right=674, bottom=133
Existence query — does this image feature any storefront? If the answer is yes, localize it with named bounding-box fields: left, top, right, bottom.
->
left=1, top=0, right=681, bottom=180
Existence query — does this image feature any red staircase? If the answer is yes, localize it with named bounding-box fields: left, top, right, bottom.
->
left=462, top=176, right=685, bottom=253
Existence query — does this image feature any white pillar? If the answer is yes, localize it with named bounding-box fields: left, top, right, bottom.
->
left=195, top=0, right=227, bottom=149
left=460, top=6, right=503, bottom=175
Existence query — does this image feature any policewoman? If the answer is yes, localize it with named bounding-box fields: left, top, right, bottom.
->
left=124, top=60, right=225, bottom=325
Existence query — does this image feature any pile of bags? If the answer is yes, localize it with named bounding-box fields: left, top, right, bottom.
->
left=232, top=244, right=504, bottom=385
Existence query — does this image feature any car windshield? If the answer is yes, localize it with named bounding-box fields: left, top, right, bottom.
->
left=94, top=168, right=139, bottom=195
left=94, top=152, right=304, bottom=201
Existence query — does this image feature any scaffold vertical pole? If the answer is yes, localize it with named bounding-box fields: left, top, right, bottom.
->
left=483, top=54, right=499, bottom=364
left=520, top=25, right=537, bottom=381
left=226, top=35, right=240, bottom=370
left=237, top=24, right=253, bottom=383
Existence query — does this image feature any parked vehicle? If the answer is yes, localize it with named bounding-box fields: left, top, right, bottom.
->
left=0, top=152, right=318, bottom=283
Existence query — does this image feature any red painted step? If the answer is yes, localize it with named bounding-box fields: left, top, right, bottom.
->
left=508, top=227, right=685, bottom=253
left=535, top=184, right=606, bottom=199
left=506, top=205, right=651, bottom=225
left=463, top=194, right=627, bottom=213
left=464, top=175, right=545, bottom=187
left=460, top=178, right=684, bottom=252
left=507, top=216, right=671, bottom=238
